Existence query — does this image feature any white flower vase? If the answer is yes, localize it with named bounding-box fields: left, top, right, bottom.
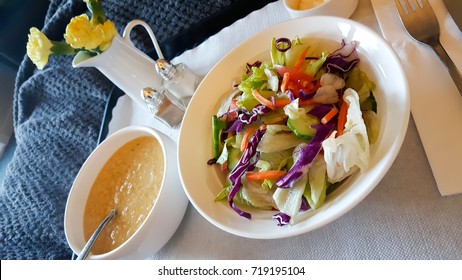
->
left=72, top=20, right=163, bottom=111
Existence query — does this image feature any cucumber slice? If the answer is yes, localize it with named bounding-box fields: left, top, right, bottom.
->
left=227, top=147, right=243, bottom=171
left=360, top=91, right=377, bottom=113
left=260, top=107, right=287, bottom=124
left=212, top=115, right=226, bottom=159
left=287, top=114, right=319, bottom=140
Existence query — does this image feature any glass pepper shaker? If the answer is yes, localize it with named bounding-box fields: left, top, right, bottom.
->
left=155, top=59, right=200, bottom=110
left=141, top=87, right=184, bottom=128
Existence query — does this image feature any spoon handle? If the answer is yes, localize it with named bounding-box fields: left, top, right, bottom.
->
left=76, top=209, right=117, bottom=260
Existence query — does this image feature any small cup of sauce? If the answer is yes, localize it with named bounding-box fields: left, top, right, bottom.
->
left=64, top=126, right=188, bottom=259
left=282, top=0, right=358, bottom=19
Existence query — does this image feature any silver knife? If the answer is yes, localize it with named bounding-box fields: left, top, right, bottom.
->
left=444, top=0, right=462, bottom=32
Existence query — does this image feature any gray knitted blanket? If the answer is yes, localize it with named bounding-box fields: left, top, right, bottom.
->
left=0, top=0, right=243, bottom=260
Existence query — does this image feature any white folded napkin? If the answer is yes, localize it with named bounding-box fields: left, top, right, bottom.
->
left=371, top=0, right=462, bottom=196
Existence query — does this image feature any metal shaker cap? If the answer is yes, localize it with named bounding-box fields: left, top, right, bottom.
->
left=155, top=59, right=177, bottom=80
left=142, top=87, right=164, bottom=114
left=141, top=87, right=184, bottom=127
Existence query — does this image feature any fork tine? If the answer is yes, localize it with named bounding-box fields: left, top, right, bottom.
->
left=395, top=0, right=409, bottom=16
left=395, top=0, right=405, bottom=15
left=395, top=0, right=462, bottom=95
left=398, top=0, right=429, bottom=14
left=407, top=0, right=417, bottom=12
left=418, top=0, right=440, bottom=31
left=419, top=0, right=430, bottom=9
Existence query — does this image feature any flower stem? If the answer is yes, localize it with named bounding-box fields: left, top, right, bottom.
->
left=50, top=41, right=78, bottom=56
left=85, top=0, right=106, bottom=24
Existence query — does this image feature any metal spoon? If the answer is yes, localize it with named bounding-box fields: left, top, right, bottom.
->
left=76, top=209, right=117, bottom=260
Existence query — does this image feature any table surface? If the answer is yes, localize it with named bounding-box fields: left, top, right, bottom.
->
left=131, top=0, right=461, bottom=260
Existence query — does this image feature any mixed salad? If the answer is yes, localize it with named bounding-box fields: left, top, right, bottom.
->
left=208, top=37, right=379, bottom=226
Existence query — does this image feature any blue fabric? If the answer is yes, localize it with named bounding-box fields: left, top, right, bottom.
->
left=0, top=0, right=239, bottom=260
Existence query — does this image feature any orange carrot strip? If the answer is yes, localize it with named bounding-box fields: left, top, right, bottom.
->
left=299, top=99, right=318, bottom=106
left=227, top=99, right=238, bottom=122
left=293, top=47, right=310, bottom=71
left=274, top=98, right=291, bottom=108
left=274, top=98, right=318, bottom=108
left=246, top=170, right=287, bottom=181
left=240, top=126, right=258, bottom=151
left=252, top=89, right=275, bottom=110
left=337, top=101, right=348, bottom=136
left=321, top=106, right=339, bottom=124
left=220, top=161, right=228, bottom=172
left=280, top=72, right=291, bottom=94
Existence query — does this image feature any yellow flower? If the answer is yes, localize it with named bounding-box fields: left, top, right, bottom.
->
left=94, top=20, right=117, bottom=51
left=27, top=0, right=116, bottom=70
left=64, top=14, right=102, bottom=50
left=26, top=27, right=54, bottom=70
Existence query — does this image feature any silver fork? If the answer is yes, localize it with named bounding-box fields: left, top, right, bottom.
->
left=395, top=0, right=462, bottom=95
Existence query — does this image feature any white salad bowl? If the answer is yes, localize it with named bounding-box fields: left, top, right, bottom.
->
left=64, top=126, right=188, bottom=259
left=178, top=16, right=410, bottom=239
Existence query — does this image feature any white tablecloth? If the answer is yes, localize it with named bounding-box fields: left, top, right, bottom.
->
left=109, top=0, right=462, bottom=259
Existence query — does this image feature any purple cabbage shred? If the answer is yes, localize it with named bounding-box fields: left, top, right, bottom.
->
left=308, top=104, right=334, bottom=119
left=228, top=127, right=266, bottom=219
left=325, top=40, right=360, bottom=73
left=275, top=37, right=292, bottom=52
left=272, top=212, right=291, bottom=226
left=298, top=89, right=317, bottom=101
left=272, top=195, right=309, bottom=227
left=224, top=105, right=270, bottom=133
left=287, top=90, right=296, bottom=101
left=275, top=123, right=334, bottom=189
left=300, top=196, right=310, bottom=212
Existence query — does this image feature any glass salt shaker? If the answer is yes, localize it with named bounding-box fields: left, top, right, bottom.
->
left=141, top=87, right=184, bottom=128
left=155, top=59, right=200, bottom=110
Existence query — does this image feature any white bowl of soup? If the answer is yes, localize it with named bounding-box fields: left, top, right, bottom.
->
left=64, top=126, right=188, bottom=259
left=283, top=0, right=358, bottom=19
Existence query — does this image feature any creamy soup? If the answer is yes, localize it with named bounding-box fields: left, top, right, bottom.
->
left=288, top=0, right=327, bottom=10
left=83, top=136, right=164, bottom=254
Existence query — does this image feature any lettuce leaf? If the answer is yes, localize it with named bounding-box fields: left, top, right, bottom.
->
left=273, top=172, right=307, bottom=225
left=305, top=51, right=329, bottom=77
left=237, top=65, right=276, bottom=110
left=284, top=37, right=305, bottom=67
left=240, top=178, right=277, bottom=210
left=270, top=37, right=286, bottom=66
left=344, top=66, right=376, bottom=104
left=322, top=88, right=370, bottom=183
left=363, top=110, right=380, bottom=144
left=304, top=154, right=328, bottom=210
left=257, top=130, right=307, bottom=153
